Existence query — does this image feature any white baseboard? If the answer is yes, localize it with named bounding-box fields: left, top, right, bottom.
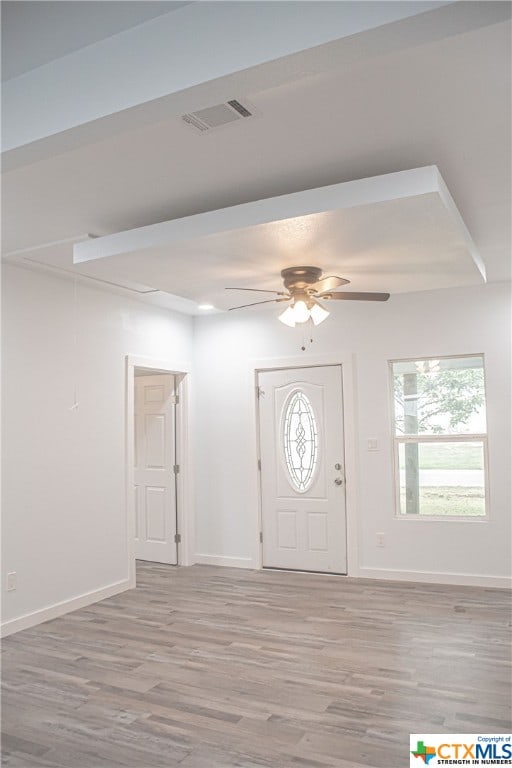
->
left=5, top=565, right=504, bottom=640
left=194, top=553, right=256, bottom=569
left=357, top=566, right=512, bottom=589
left=1, top=578, right=132, bottom=638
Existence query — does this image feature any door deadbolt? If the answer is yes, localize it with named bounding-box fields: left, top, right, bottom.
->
left=334, top=463, right=342, bottom=470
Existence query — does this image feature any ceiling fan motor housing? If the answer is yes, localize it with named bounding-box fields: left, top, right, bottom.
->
left=281, top=266, right=323, bottom=291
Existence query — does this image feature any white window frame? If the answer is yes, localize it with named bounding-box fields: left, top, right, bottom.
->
left=389, top=353, right=489, bottom=522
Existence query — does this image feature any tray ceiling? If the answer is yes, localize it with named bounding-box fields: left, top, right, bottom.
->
left=5, top=166, right=485, bottom=315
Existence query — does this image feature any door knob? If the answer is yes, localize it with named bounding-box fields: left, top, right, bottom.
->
left=334, top=477, right=343, bottom=486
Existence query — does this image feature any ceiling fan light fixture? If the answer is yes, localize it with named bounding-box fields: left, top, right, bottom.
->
left=278, top=297, right=329, bottom=327
left=309, top=302, right=330, bottom=326
left=292, top=299, right=310, bottom=324
left=278, top=305, right=296, bottom=327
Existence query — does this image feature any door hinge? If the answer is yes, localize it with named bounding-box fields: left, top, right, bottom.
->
left=257, top=458, right=261, bottom=471
left=170, top=394, right=179, bottom=405
left=173, top=464, right=180, bottom=474
left=259, top=531, right=263, bottom=543
left=174, top=533, right=181, bottom=544
left=256, top=386, right=264, bottom=399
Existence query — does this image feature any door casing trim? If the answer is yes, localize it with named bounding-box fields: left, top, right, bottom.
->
left=125, top=354, right=194, bottom=586
left=249, top=354, right=359, bottom=576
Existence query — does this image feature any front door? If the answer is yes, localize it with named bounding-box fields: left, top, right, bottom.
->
left=134, top=373, right=177, bottom=564
left=258, top=365, right=346, bottom=574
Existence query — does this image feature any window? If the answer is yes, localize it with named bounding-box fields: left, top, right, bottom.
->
left=390, top=355, right=488, bottom=518
left=282, top=390, right=318, bottom=492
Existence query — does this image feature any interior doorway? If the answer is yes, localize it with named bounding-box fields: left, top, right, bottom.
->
left=257, top=365, right=347, bottom=574
left=126, top=355, right=192, bottom=587
left=134, top=370, right=178, bottom=565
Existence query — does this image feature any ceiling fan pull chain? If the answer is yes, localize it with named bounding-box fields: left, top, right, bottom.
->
left=299, top=321, right=315, bottom=350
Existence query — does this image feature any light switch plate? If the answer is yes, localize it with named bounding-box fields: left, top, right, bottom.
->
left=6, top=572, right=17, bottom=591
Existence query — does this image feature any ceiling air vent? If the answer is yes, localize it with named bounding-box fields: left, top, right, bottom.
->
left=181, top=99, right=255, bottom=133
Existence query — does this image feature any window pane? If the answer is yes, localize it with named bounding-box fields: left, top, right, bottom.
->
left=393, top=356, right=486, bottom=436
left=398, top=442, right=486, bottom=516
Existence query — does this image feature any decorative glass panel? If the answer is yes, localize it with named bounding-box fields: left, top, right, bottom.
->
left=282, top=390, right=318, bottom=492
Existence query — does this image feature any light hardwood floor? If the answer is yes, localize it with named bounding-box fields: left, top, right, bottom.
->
left=2, top=563, right=511, bottom=768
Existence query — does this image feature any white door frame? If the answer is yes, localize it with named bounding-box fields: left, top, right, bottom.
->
left=250, top=353, right=359, bottom=576
left=126, top=354, right=193, bottom=587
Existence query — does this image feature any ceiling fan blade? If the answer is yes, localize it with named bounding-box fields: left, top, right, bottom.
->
left=225, top=287, right=288, bottom=296
left=228, top=297, right=288, bottom=311
left=322, top=291, right=390, bottom=301
left=310, top=275, right=350, bottom=292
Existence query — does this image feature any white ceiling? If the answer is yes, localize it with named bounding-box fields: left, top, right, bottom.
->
left=1, top=1, right=191, bottom=81
left=1, top=3, right=510, bottom=313
left=66, top=168, right=483, bottom=310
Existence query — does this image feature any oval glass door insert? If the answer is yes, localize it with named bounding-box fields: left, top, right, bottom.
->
left=282, top=390, right=318, bottom=492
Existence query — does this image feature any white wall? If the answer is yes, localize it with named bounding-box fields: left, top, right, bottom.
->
left=1, top=264, right=193, bottom=633
left=2, top=269, right=510, bottom=638
left=193, top=282, right=511, bottom=586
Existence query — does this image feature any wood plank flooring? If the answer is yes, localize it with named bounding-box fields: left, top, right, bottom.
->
left=2, top=563, right=511, bottom=768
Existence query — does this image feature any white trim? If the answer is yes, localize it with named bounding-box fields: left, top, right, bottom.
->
left=357, top=566, right=512, bottom=590
left=249, top=353, right=359, bottom=577
left=125, top=355, right=194, bottom=577
left=1, top=579, right=131, bottom=638
left=127, top=354, right=192, bottom=375
left=391, top=514, right=488, bottom=523
left=194, top=554, right=256, bottom=569
left=395, top=434, right=488, bottom=443
left=125, top=356, right=136, bottom=587
left=175, top=374, right=194, bottom=566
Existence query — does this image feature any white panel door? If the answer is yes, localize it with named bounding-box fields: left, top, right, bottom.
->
left=134, top=374, right=177, bottom=564
left=258, top=366, right=346, bottom=574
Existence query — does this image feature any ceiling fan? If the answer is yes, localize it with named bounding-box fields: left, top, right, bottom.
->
left=226, top=266, right=390, bottom=327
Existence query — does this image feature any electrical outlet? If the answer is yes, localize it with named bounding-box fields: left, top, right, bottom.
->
left=6, top=572, right=17, bottom=591
left=376, top=533, right=385, bottom=548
